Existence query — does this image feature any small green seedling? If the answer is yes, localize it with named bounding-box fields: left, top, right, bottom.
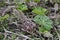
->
left=0, top=14, right=9, bottom=21
left=0, top=2, right=6, bottom=7
left=17, top=2, right=28, bottom=11
left=12, top=34, right=17, bottom=40
left=0, top=34, right=4, bottom=40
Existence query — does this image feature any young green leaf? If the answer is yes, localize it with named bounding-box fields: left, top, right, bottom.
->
left=25, top=0, right=40, bottom=3
left=32, top=7, right=47, bottom=15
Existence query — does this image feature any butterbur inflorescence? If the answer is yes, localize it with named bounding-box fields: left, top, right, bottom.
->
left=34, top=15, right=53, bottom=33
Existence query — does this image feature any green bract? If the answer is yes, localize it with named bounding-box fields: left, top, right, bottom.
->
left=32, top=7, right=47, bottom=15
left=17, top=2, right=28, bottom=11
left=34, top=15, right=53, bottom=32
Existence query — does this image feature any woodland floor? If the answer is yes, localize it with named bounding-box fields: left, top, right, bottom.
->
left=0, top=0, right=60, bottom=40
